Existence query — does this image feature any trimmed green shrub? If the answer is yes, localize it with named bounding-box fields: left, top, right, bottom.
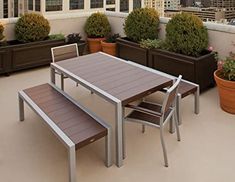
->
left=49, top=34, right=65, bottom=40
left=0, top=23, right=4, bottom=41
left=124, top=8, right=159, bottom=42
left=165, top=13, right=208, bottom=57
left=15, top=13, right=50, bottom=42
left=85, top=12, right=111, bottom=38
left=140, top=39, right=162, bottom=49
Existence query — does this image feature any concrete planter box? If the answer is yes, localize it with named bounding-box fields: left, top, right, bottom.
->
left=116, top=37, right=149, bottom=66
left=0, top=39, right=66, bottom=75
left=148, top=49, right=217, bottom=91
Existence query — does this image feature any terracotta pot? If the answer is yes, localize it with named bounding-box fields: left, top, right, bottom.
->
left=87, top=37, right=105, bottom=53
left=214, top=70, right=235, bottom=114
left=101, top=41, right=116, bottom=56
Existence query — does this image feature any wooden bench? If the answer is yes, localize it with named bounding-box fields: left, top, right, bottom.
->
left=18, top=83, right=112, bottom=182
left=126, top=61, right=200, bottom=124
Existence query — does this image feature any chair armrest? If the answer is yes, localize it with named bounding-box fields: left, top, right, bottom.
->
left=126, top=104, right=162, bottom=117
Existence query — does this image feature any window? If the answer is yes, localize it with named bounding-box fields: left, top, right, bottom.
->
left=90, top=0, right=103, bottom=8
left=46, top=0, right=62, bottom=11
left=106, top=0, right=115, bottom=5
left=28, top=0, right=33, bottom=10
left=35, top=0, right=41, bottom=11
left=133, top=0, right=141, bottom=9
left=3, top=0, right=8, bottom=18
left=70, top=0, right=84, bottom=10
left=120, top=0, right=128, bottom=12
left=14, top=0, right=18, bottom=17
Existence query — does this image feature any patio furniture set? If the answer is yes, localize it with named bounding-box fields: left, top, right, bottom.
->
left=18, top=44, right=200, bottom=182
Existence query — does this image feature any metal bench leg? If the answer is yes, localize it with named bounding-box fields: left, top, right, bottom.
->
left=194, top=86, right=200, bottom=114
left=176, top=94, right=182, bottom=125
left=18, top=94, right=24, bottom=121
left=105, top=127, right=112, bottom=167
left=68, top=145, right=76, bottom=182
left=61, top=74, right=64, bottom=91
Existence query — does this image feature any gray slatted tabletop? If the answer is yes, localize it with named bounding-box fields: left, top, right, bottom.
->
left=50, top=52, right=173, bottom=167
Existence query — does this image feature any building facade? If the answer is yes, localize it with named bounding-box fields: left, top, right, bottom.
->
left=0, top=0, right=144, bottom=19
left=0, top=0, right=27, bottom=18
left=210, top=0, right=235, bottom=8
left=144, top=0, right=165, bottom=16
left=164, top=0, right=180, bottom=10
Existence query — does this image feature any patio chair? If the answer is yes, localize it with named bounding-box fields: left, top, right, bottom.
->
left=124, top=75, right=182, bottom=167
left=51, top=43, right=79, bottom=90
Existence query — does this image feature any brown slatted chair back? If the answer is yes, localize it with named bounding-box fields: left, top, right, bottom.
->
left=51, top=43, right=79, bottom=62
left=161, top=75, right=182, bottom=115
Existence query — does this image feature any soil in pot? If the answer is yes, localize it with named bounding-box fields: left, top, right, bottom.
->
left=87, top=37, right=105, bottom=53
left=101, top=40, right=116, bottom=56
left=214, top=70, right=235, bottom=114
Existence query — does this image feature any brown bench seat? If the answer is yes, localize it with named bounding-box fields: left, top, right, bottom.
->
left=18, top=83, right=111, bottom=182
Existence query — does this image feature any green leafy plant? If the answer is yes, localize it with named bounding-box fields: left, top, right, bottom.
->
left=165, top=13, right=208, bottom=57
left=221, top=57, right=235, bottom=81
left=84, top=12, right=111, bottom=38
left=0, top=23, right=4, bottom=41
left=124, top=8, right=159, bottom=42
left=49, top=33, right=65, bottom=40
left=105, top=34, right=120, bottom=43
left=15, top=13, right=50, bottom=42
left=66, top=33, right=82, bottom=43
left=140, top=39, right=163, bottom=49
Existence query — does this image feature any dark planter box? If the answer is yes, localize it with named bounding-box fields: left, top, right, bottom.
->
left=148, top=49, right=217, bottom=91
left=77, top=41, right=87, bottom=56
left=116, top=37, right=149, bottom=66
left=0, top=39, right=65, bottom=75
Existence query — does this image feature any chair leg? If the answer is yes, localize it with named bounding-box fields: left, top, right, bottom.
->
left=142, top=125, right=145, bottom=133
left=105, top=127, right=112, bottom=167
left=176, top=94, right=182, bottom=125
left=61, top=74, right=64, bottom=91
left=18, top=94, right=24, bottom=121
left=68, top=145, right=76, bottom=182
left=160, top=127, right=169, bottom=167
left=173, top=110, right=181, bottom=141
left=194, top=86, right=200, bottom=114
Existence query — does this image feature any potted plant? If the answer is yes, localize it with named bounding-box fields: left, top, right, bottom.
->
left=101, top=33, right=120, bottom=56
left=148, top=13, right=217, bottom=91
left=0, top=13, right=65, bottom=75
left=66, top=33, right=86, bottom=55
left=214, top=56, right=235, bottom=114
left=84, top=12, right=111, bottom=53
left=116, top=8, right=159, bottom=66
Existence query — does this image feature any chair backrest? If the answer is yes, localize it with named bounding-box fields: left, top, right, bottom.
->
left=51, top=43, right=79, bottom=62
left=161, top=75, right=182, bottom=114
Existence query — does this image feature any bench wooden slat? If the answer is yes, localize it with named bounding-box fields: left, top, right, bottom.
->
left=23, top=83, right=107, bottom=150
left=178, top=81, right=198, bottom=98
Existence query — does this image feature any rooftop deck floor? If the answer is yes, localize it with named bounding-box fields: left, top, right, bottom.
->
left=0, top=66, right=235, bottom=182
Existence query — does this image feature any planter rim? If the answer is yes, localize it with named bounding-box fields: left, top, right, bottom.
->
left=101, top=40, right=116, bottom=45
left=149, top=48, right=214, bottom=60
left=0, top=39, right=65, bottom=49
left=214, top=69, right=235, bottom=84
left=87, top=37, right=105, bottom=40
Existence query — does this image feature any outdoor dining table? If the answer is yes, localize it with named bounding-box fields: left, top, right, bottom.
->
left=50, top=52, right=173, bottom=167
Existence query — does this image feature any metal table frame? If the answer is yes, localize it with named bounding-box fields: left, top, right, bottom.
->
left=50, top=52, right=173, bottom=167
